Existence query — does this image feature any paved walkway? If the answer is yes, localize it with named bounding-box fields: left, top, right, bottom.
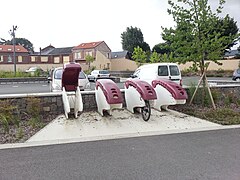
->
left=27, top=109, right=220, bottom=143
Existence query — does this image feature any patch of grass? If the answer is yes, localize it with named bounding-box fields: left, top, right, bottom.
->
left=28, top=117, right=44, bottom=128
left=26, top=97, right=42, bottom=128
left=16, top=127, right=24, bottom=140
left=0, top=100, right=20, bottom=133
left=172, top=104, right=240, bottom=125
left=0, top=114, right=10, bottom=133
left=202, top=108, right=240, bottom=125
left=0, top=70, right=31, bottom=78
left=0, top=70, right=47, bottom=78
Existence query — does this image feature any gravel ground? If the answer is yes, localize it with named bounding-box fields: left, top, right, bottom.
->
left=0, top=114, right=58, bottom=144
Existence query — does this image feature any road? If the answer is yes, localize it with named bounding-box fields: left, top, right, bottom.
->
left=0, top=77, right=234, bottom=95
left=0, top=128, right=240, bottom=180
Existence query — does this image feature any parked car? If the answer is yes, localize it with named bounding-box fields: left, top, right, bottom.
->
left=232, top=68, right=240, bottom=81
left=130, top=63, right=182, bottom=86
left=88, top=70, right=110, bottom=82
left=49, top=67, right=90, bottom=92
left=25, top=67, right=44, bottom=76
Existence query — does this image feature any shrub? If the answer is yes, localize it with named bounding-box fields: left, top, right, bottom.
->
left=0, top=100, right=20, bottom=133
left=26, top=97, right=42, bottom=128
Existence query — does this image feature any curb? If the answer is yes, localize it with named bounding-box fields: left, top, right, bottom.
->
left=1, top=124, right=240, bottom=150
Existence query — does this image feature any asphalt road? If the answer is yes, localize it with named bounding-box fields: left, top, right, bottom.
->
left=0, top=77, right=234, bottom=95
left=0, top=128, right=240, bottom=180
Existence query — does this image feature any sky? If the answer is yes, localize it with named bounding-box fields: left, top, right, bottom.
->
left=1, top=0, right=240, bottom=52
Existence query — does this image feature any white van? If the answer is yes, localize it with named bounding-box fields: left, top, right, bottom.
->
left=131, top=63, right=182, bottom=86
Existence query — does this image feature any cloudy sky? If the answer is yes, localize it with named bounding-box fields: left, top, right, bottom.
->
left=1, top=0, right=239, bottom=52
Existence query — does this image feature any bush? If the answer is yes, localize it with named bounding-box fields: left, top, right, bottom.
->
left=0, top=100, right=20, bottom=133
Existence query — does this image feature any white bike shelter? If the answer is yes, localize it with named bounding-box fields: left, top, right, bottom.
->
left=95, top=79, right=123, bottom=116
left=151, top=79, right=188, bottom=111
left=124, top=79, right=157, bottom=114
left=61, top=63, right=83, bottom=119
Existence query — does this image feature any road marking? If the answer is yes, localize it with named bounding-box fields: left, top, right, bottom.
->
left=12, top=86, right=18, bottom=88
left=42, top=85, right=47, bottom=87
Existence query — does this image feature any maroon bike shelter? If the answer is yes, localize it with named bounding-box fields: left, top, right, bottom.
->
left=125, top=79, right=157, bottom=101
left=95, top=79, right=123, bottom=116
left=96, top=79, right=123, bottom=104
left=124, top=79, right=157, bottom=121
left=62, top=63, right=81, bottom=91
left=61, top=62, right=83, bottom=119
left=152, top=79, right=188, bottom=100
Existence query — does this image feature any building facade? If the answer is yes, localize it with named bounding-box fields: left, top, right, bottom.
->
left=72, top=41, right=111, bottom=70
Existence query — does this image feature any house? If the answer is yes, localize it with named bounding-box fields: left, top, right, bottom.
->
left=110, top=50, right=137, bottom=71
left=30, top=45, right=73, bottom=65
left=72, top=41, right=111, bottom=70
left=224, top=49, right=240, bottom=59
left=0, top=44, right=30, bottom=64
left=111, top=50, right=132, bottom=60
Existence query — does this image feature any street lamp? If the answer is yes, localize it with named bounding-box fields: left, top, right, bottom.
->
left=9, top=25, right=18, bottom=76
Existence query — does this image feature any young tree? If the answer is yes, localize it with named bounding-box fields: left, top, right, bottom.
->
left=150, top=51, right=161, bottom=63
left=162, top=0, right=240, bottom=108
left=163, top=0, right=238, bottom=73
left=121, top=26, right=150, bottom=53
left=85, top=54, right=95, bottom=70
left=132, top=46, right=147, bottom=67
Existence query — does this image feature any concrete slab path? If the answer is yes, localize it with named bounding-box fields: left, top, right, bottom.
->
left=27, top=109, right=221, bottom=143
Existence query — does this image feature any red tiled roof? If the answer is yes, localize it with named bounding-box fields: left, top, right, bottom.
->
left=73, top=41, right=103, bottom=50
left=0, top=45, right=28, bottom=53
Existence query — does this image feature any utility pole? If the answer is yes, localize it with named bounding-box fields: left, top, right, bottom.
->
left=9, top=25, right=18, bottom=76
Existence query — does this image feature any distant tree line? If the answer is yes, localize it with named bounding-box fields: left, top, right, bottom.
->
left=0, top=37, right=34, bottom=53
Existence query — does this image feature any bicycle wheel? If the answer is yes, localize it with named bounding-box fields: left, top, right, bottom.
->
left=141, top=101, right=151, bottom=121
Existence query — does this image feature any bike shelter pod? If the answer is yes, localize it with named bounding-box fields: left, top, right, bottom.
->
left=62, top=62, right=83, bottom=119
left=95, top=79, right=123, bottom=116
left=151, top=79, right=188, bottom=111
left=124, top=79, right=157, bottom=121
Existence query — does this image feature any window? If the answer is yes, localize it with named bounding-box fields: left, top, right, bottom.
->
left=54, top=69, right=63, bottom=79
left=63, top=56, right=69, bottom=64
left=169, top=65, right=180, bottom=76
left=79, top=71, right=86, bottom=79
left=0, top=56, right=3, bottom=62
left=158, top=66, right=168, bottom=76
left=7, top=48, right=12, bottom=51
left=31, top=56, right=36, bottom=62
left=86, top=51, right=93, bottom=56
left=8, top=55, right=12, bottom=62
left=133, top=69, right=140, bottom=77
left=41, top=56, right=48, bottom=62
left=75, top=52, right=81, bottom=59
left=18, top=56, right=22, bottom=62
left=54, top=57, right=60, bottom=63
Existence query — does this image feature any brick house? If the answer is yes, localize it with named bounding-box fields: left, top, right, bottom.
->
left=0, top=44, right=30, bottom=64
left=72, top=41, right=111, bottom=70
left=30, top=45, right=73, bottom=65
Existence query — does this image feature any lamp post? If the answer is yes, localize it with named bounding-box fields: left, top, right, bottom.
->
left=9, top=25, right=18, bottom=76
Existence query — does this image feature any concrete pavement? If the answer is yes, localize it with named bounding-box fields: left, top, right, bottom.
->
left=26, top=109, right=221, bottom=143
